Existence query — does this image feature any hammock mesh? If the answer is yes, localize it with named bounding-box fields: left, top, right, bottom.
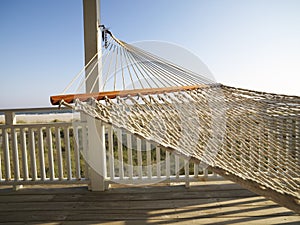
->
left=55, top=31, right=300, bottom=212
left=75, top=85, right=300, bottom=200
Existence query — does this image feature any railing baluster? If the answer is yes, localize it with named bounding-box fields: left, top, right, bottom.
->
left=0, top=129, right=2, bottom=180
left=46, top=127, right=55, bottom=181
left=11, top=128, right=20, bottom=181
left=64, top=126, right=72, bottom=180
left=175, top=155, right=179, bottom=179
left=117, top=129, right=124, bottom=179
left=20, top=128, right=29, bottom=180
left=166, top=151, right=170, bottom=178
left=203, top=168, right=208, bottom=179
left=55, top=127, right=63, bottom=180
left=82, top=124, right=89, bottom=180
left=3, top=128, right=11, bottom=181
left=127, top=133, right=133, bottom=179
left=194, top=163, right=199, bottom=178
left=146, top=142, right=152, bottom=179
left=73, top=126, right=81, bottom=180
left=38, top=127, right=46, bottom=180
left=29, top=128, right=37, bottom=181
left=184, top=159, right=190, bottom=188
left=108, top=125, right=114, bottom=180
left=137, top=137, right=142, bottom=179
left=156, top=146, right=161, bottom=178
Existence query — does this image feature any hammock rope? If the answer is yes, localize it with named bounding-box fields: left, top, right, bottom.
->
left=51, top=29, right=300, bottom=213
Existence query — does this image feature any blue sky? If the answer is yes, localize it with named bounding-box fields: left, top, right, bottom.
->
left=0, top=0, right=300, bottom=108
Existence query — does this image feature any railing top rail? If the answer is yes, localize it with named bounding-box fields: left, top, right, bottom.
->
left=0, top=121, right=81, bottom=129
left=0, top=106, right=71, bottom=114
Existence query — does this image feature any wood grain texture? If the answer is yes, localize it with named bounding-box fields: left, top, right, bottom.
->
left=0, top=181, right=298, bottom=224
left=50, top=85, right=205, bottom=105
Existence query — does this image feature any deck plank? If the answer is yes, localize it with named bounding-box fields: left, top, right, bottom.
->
left=0, top=181, right=299, bottom=224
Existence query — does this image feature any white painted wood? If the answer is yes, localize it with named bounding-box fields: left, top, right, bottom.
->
left=117, top=129, right=124, bottom=179
left=156, top=146, right=161, bottom=178
left=83, top=0, right=109, bottom=191
left=11, top=128, right=20, bottom=181
left=86, top=120, right=107, bottom=191
left=204, top=168, right=208, bottom=179
left=137, top=137, right=142, bottom=179
left=175, top=155, right=179, bottom=179
left=81, top=123, right=89, bottom=180
left=46, top=127, right=55, bottom=181
left=55, top=127, right=63, bottom=180
left=38, top=128, right=46, bottom=180
left=20, top=128, right=29, bottom=180
left=126, top=133, right=133, bottom=179
left=146, top=142, right=152, bottom=178
left=4, top=112, right=16, bottom=125
left=99, top=121, right=108, bottom=188
left=0, top=109, right=93, bottom=186
left=28, top=128, right=37, bottom=181
left=0, top=179, right=89, bottom=186
left=0, top=129, right=2, bottom=180
left=4, top=111, right=18, bottom=192
left=64, top=127, right=72, bottom=180
left=166, top=151, right=170, bottom=178
left=108, top=125, right=115, bottom=179
left=2, top=128, right=11, bottom=181
left=5, top=108, right=28, bottom=191
left=184, top=159, right=190, bottom=188
left=0, top=107, right=223, bottom=187
left=194, top=163, right=199, bottom=178
left=1, top=107, right=70, bottom=113
left=107, top=176, right=207, bottom=185
left=73, top=126, right=81, bottom=179
left=83, top=0, right=100, bottom=93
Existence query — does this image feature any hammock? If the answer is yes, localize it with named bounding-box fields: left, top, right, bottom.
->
left=51, top=30, right=300, bottom=213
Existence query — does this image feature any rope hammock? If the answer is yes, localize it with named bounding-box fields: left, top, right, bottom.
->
left=50, top=29, right=300, bottom=213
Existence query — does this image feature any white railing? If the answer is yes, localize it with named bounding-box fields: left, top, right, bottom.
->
left=0, top=107, right=89, bottom=188
left=105, top=125, right=218, bottom=187
left=0, top=107, right=221, bottom=190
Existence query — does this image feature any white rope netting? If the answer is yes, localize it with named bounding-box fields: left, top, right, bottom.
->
left=54, top=30, right=300, bottom=212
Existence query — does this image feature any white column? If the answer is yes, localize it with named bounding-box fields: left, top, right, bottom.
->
left=83, top=0, right=100, bottom=92
left=83, top=0, right=107, bottom=191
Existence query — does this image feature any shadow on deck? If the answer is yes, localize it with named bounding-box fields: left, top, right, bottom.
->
left=0, top=180, right=299, bottom=225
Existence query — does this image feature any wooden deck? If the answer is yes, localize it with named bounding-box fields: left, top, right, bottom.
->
left=0, top=180, right=299, bottom=225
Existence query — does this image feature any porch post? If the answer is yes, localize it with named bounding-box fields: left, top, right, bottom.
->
left=82, top=0, right=107, bottom=191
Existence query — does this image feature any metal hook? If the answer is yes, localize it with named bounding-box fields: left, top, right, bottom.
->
left=100, top=24, right=112, bottom=48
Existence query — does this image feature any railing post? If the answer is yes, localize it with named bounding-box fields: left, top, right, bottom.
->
left=4, top=111, right=16, bottom=125
left=4, top=111, right=23, bottom=190
left=88, top=119, right=107, bottom=191
left=81, top=113, right=108, bottom=191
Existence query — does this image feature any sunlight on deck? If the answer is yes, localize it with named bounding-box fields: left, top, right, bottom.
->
left=0, top=180, right=299, bottom=225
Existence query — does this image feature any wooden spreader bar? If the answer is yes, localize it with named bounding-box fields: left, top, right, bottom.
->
left=50, top=85, right=206, bottom=105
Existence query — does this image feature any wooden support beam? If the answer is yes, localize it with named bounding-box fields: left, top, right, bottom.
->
left=50, top=84, right=206, bottom=105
